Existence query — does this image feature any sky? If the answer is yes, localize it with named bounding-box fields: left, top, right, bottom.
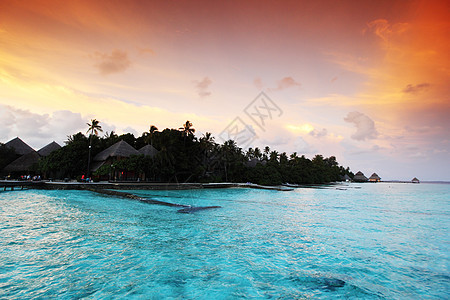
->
left=0, top=0, right=449, bottom=181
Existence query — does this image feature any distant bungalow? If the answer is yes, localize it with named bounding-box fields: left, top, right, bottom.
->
left=353, top=171, right=368, bottom=182
left=369, top=173, right=381, bottom=182
left=411, top=177, right=420, bottom=184
left=341, top=174, right=351, bottom=182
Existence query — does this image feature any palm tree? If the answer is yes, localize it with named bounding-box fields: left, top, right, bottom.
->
left=147, top=125, right=158, bottom=146
left=199, top=132, right=215, bottom=154
left=254, top=147, right=262, bottom=160
left=179, top=120, right=195, bottom=146
left=221, top=140, right=240, bottom=182
left=279, top=152, right=288, bottom=165
left=157, top=145, right=176, bottom=181
left=179, top=120, right=195, bottom=137
left=246, top=147, right=255, bottom=159
left=86, top=119, right=103, bottom=178
left=199, top=132, right=216, bottom=174
left=269, top=150, right=279, bottom=163
left=263, top=146, right=270, bottom=161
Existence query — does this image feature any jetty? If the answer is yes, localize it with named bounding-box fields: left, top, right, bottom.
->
left=0, top=180, right=295, bottom=192
left=0, top=180, right=39, bottom=191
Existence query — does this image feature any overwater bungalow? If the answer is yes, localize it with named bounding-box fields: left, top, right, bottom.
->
left=411, top=177, right=420, bottom=184
left=353, top=171, right=368, bottom=182
left=340, top=174, right=351, bottom=182
left=369, top=173, right=381, bottom=182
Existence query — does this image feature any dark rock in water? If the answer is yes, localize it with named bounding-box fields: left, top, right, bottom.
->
left=318, top=277, right=346, bottom=291
left=85, top=188, right=188, bottom=207
left=289, top=274, right=346, bottom=291
left=177, top=206, right=221, bottom=213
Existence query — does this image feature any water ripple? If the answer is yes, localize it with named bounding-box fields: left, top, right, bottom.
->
left=0, top=184, right=449, bottom=298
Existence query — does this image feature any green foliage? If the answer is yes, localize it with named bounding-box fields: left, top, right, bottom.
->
left=38, top=132, right=90, bottom=179
left=35, top=121, right=353, bottom=184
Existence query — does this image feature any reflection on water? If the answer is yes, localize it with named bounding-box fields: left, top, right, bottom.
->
left=0, top=183, right=449, bottom=298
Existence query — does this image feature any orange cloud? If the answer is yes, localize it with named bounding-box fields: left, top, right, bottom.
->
left=366, top=19, right=410, bottom=45
left=402, top=83, right=430, bottom=94
left=355, top=2, right=449, bottom=126
left=138, top=47, right=155, bottom=56
left=269, top=77, right=301, bottom=91
left=93, top=50, right=131, bottom=75
left=193, top=77, right=212, bottom=98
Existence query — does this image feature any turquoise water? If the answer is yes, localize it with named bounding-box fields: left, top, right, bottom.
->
left=0, top=183, right=449, bottom=299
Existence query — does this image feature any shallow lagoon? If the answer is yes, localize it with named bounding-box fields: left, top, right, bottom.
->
left=0, top=183, right=449, bottom=298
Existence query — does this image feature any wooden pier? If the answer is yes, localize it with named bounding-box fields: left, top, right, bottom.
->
left=0, top=180, right=295, bottom=192
left=0, top=181, right=39, bottom=191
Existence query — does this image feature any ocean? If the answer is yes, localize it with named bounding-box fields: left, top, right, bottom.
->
left=0, top=182, right=449, bottom=299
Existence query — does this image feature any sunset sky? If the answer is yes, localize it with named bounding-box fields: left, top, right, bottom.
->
left=0, top=0, right=449, bottom=180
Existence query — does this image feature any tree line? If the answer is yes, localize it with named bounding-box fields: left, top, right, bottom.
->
left=34, top=120, right=354, bottom=185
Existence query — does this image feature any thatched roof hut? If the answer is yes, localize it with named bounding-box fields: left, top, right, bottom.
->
left=138, top=144, right=159, bottom=158
left=5, top=137, right=34, bottom=155
left=93, top=140, right=140, bottom=162
left=38, top=141, right=61, bottom=157
left=91, top=140, right=140, bottom=172
left=353, top=171, right=368, bottom=182
left=3, top=151, right=40, bottom=173
left=412, top=177, right=420, bottom=183
left=369, top=173, right=381, bottom=182
left=340, top=174, right=351, bottom=181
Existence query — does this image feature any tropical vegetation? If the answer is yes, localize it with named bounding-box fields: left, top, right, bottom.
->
left=36, top=120, right=354, bottom=185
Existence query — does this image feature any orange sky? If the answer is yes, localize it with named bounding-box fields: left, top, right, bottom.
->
left=0, top=0, right=449, bottom=180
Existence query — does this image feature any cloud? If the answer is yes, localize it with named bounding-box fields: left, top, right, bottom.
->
left=309, top=128, right=328, bottom=138
left=254, top=77, right=264, bottom=90
left=402, top=83, right=430, bottom=94
left=0, top=106, right=121, bottom=149
left=286, top=123, right=314, bottom=134
left=366, top=19, right=409, bottom=43
left=123, top=126, right=138, bottom=136
left=193, top=77, right=212, bottom=98
left=0, top=105, right=87, bottom=148
left=404, top=124, right=440, bottom=134
left=137, top=47, right=155, bottom=56
left=0, top=108, right=16, bottom=138
left=270, top=76, right=301, bottom=91
left=260, top=135, right=290, bottom=148
left=293, top=136, right=316, bottom=154
left=344, top=111, right=378, bottom=141
left=94, top=49, right=131, bottom=75
left=0, top=105, right=49, bottom=138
